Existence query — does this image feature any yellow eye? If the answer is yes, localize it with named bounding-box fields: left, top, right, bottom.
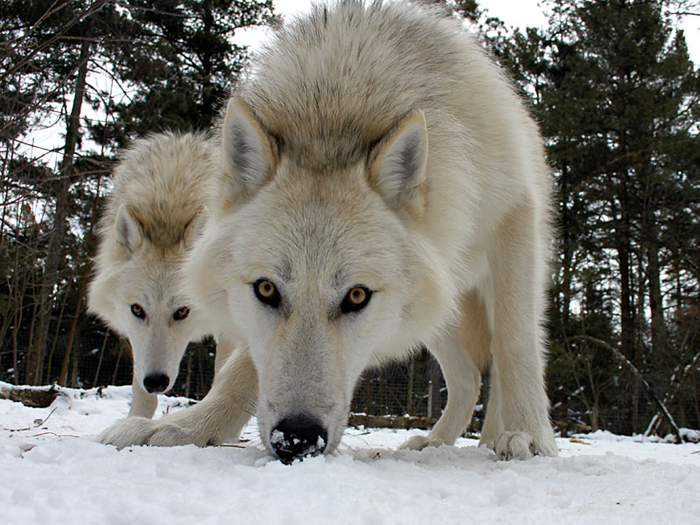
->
left=131, top=303, right=146, bottom=319
left=254, top=278, right=281, bottom=308
left=173, top=307, right=190, bottom=321
left=348, top=287, right=367, bottom=305
left=258, top=280, right=275, bottom=298
left=341, top=286, right=372, bottom=313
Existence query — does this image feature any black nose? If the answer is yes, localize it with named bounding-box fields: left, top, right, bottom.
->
left=270, top=415, right=328, bottom=464
left=143, top=373, right=170, bottom=394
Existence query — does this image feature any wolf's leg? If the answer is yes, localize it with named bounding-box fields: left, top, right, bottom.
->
left=99, top=344, right=258, bottom=449
left=213, top=334, right=235, bottom=377
left=128, top=378, right=158, bottom=419
left=400, top=291, right=488, bottom=450
left=399, top=333, right=480, bottom=450
left=123, top=334, right=233, bottom=421
left=478, top=365, right=504, bottom=449
left=484, top=201, right=557, bottom=459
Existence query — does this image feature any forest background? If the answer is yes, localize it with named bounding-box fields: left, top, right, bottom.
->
left=1, top=0, right=699, bottom=441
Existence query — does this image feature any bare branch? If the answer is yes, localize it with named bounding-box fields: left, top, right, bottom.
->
left=566, top=335, right=685, bottom=443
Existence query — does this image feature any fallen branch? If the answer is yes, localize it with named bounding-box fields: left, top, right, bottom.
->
left=0, top=384, right=62, bottom=408
left=27, top=431, right=80, bottom=439
left=644, top=329, right=699, bottom=438
left=566, top=335, right=684, bottom=443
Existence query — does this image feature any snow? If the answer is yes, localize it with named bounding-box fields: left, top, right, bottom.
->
left=2, top=383, right=699, bottom=524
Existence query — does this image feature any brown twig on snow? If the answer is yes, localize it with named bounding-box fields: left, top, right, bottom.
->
left=6, top=406, right=58, bottom=432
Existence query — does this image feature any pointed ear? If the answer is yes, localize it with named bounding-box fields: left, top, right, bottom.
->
left=183, top=205, right=208, bottom=250
left=222, top=97, right=277, bottom=201
left=368, top=110, right=428, bottom=218
left=115, top=204, right=143, bottom=256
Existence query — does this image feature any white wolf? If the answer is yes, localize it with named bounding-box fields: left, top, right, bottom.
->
left=88, top=132, right=234, bottom=418
left=98, top=0, right=558, bottom=462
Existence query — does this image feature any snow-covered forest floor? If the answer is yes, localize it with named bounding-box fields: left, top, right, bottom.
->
left=2, top=382, right=699, bottom=524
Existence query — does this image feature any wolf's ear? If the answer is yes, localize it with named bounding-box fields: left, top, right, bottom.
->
left=222, top=97, right=277, bottom=202
left=115, top=204, right=143, bottom=256
left=183, top=205, right=208, bottom=250
left=368, top=110, right=428, bottom=218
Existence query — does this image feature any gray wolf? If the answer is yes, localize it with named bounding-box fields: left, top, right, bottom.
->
left=88, top=132, right=234, bottom=418
left=98, top=0, right=558, bottom=462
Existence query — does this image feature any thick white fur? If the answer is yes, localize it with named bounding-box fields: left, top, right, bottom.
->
left=88, top=132, right=235, bottom=419
left=100, top=1, right=557, bottom=459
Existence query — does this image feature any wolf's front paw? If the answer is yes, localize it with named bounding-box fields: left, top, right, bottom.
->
left=98, top=417, right=159, bottom=449
left=399, top=434, right=446, bottom=451
left=494, top=430, right=557, bottom=460
left=146, top=424, right=217, bottom=447
left=98, top=417, right=215, bottom=449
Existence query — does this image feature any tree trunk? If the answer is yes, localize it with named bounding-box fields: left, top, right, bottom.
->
left=26, top=36, right=91, bottom=385
left=58, top=171, right=102, bottom=386
left=406, top=360, right=415, bottom=414
left=617, top=171, right=637, bottom=435
left=647, top=238, right=667, bottom=357
left=92, top=329, right=110, bottom=388
left=558, top=159, right=575, bottom=326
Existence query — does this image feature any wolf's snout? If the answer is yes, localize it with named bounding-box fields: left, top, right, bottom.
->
left=270, top=415, right=328, bottom=464
left=143, top=373, right=170, bottom=394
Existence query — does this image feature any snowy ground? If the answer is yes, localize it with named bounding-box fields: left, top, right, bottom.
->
left=2, top=383, right=699, bottom=524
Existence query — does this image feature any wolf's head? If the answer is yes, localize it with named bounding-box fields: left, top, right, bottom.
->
left=88, top=205, right=209, bottom=396
left=187, top=98, right=451, bottom=462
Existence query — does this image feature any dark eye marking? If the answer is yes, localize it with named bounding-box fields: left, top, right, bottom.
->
left=173, top=307, right=190, bottom=321
left=131, top=303, right=146, bottom=319
left=254, top=278, right=281, bottom=308
left=340, top=286, right=372, bottom=314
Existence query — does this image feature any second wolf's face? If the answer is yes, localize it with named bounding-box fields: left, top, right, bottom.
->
left=89, top=206, right=207, bottom=396
left=109, top=257, right=197, bottom=395
left=187, top=98, right=445, bottom=462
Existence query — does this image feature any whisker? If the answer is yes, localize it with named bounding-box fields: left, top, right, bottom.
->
left=195, top=290, right=228, bottom=309
left=200, top=289, right=227, bottom=301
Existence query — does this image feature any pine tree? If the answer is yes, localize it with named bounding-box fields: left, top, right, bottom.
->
left=518, top=0, right=700, bottom=433
left=1, top=0, right=273, bottom=385
left=90, top=0, right=274, bottom=148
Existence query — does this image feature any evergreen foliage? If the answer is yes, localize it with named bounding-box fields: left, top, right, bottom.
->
left=1, top=0, right=698, bottom=437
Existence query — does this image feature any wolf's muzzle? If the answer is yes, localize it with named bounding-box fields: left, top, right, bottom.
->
left=270, top=414, right=328, bottom=464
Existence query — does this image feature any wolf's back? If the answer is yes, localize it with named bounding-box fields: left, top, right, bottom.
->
left=239, top=1, right=527, bottom=174
left=96, top=132, right=215, bottom=266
